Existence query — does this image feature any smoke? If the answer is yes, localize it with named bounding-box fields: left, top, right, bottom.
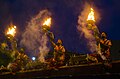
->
left=38, top=34, right=49, bottom=62
left=20, top=10, right=51, bottom=62
left=77, top=3, right=98, bottom=53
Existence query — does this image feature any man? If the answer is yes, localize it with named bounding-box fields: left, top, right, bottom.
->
left=99, top=32, right=112, bottom=62
left=51, top=39, right=65, bottom=65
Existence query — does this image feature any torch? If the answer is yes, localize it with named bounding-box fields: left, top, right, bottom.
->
left=42, top=18, right=51, bottom=32
left=5, top=24, right=19, bottom=60
left=42, top=17, right=54, bottom=41
left=87, top=8, right=95, bottom=22
left=87, top=8, right=106, bottom=60
left=87, top=8, right=100, bottom=41
left=6, top=24, right=17, bottom=51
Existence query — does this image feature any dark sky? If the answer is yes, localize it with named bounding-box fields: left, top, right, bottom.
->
left=0, top=0, right=120, bottom=53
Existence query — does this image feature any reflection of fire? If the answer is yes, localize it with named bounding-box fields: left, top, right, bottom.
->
left=43, top=18, right=51, bottom=27
left=6, top=26, right=16, bottom=37
left=87, top=8, right=95, bottom=22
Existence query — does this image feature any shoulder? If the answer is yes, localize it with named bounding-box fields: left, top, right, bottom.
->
left=106, top=40, right=112, bottom=45
left=107, top=40, right=111, bottom=43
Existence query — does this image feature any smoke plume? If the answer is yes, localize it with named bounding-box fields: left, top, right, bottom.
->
left=20, top=10, right=51, bottom=62
left=77, top=3, right=98, bottom=53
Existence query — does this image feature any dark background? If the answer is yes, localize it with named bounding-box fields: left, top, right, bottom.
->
left=0, top=0, right=120, bottom=58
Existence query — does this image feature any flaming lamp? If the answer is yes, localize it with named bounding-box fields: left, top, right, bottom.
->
left=42, top=17, right=54, bottom=41
left=6, top=25, right=16, bottom=38
left=87, top=8, right=95, bottom=23
left=86, top=8, right=100, bottom=37
left=42, top=17, right=51, bottom=32
left=87, top=8, right=102, bottom=58
left=6, top=24, right=17, bottom=51
left=87, top=8, right=96, bottom=30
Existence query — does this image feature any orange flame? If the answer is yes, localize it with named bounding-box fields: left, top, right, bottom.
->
left=6, top=26, right=16, bottom=37
left=43, top=18, right=51, bottom=27
left=87, top=8, right=95, bottom=22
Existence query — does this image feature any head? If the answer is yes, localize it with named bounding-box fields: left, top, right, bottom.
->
left=57, top=39, right=62, bottom=46
left=101, top=32, right=107, bottom=39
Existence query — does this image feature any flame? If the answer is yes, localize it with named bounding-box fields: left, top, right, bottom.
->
left=43, top=18, right=51, bottom=27
left=6, top=26, right=16, bottom=37
left=87, top=8, right=95, bottom=22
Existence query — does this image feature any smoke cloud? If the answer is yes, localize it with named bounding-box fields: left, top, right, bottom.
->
left=77, top=3, right=98, bottom=53
left=20, top=10, right=51, bottom=62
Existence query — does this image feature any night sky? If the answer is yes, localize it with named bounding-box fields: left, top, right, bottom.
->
left=0, top=0, right=120, bottom=54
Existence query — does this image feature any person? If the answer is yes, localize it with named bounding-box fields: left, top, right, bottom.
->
left=51, top=39, right=65, bottom=65
left=99, top=32, right=112, bottom=62
left=88, top=32, right=112, bottom=64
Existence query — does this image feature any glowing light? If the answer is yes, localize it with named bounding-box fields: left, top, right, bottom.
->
left=32, top=57, right=36, bottom=61
left=87, top=8, right=95, bottom=22
left=6, top=26, right=16, bottom=37
left=43, top=18, right=51, bottom=27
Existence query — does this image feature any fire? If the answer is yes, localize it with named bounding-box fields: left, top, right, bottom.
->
left=6, top=26, right=16, bottom=37
left=43, top=18, right=51, bottom=27
left=87, top=8, right=95, bottom=22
